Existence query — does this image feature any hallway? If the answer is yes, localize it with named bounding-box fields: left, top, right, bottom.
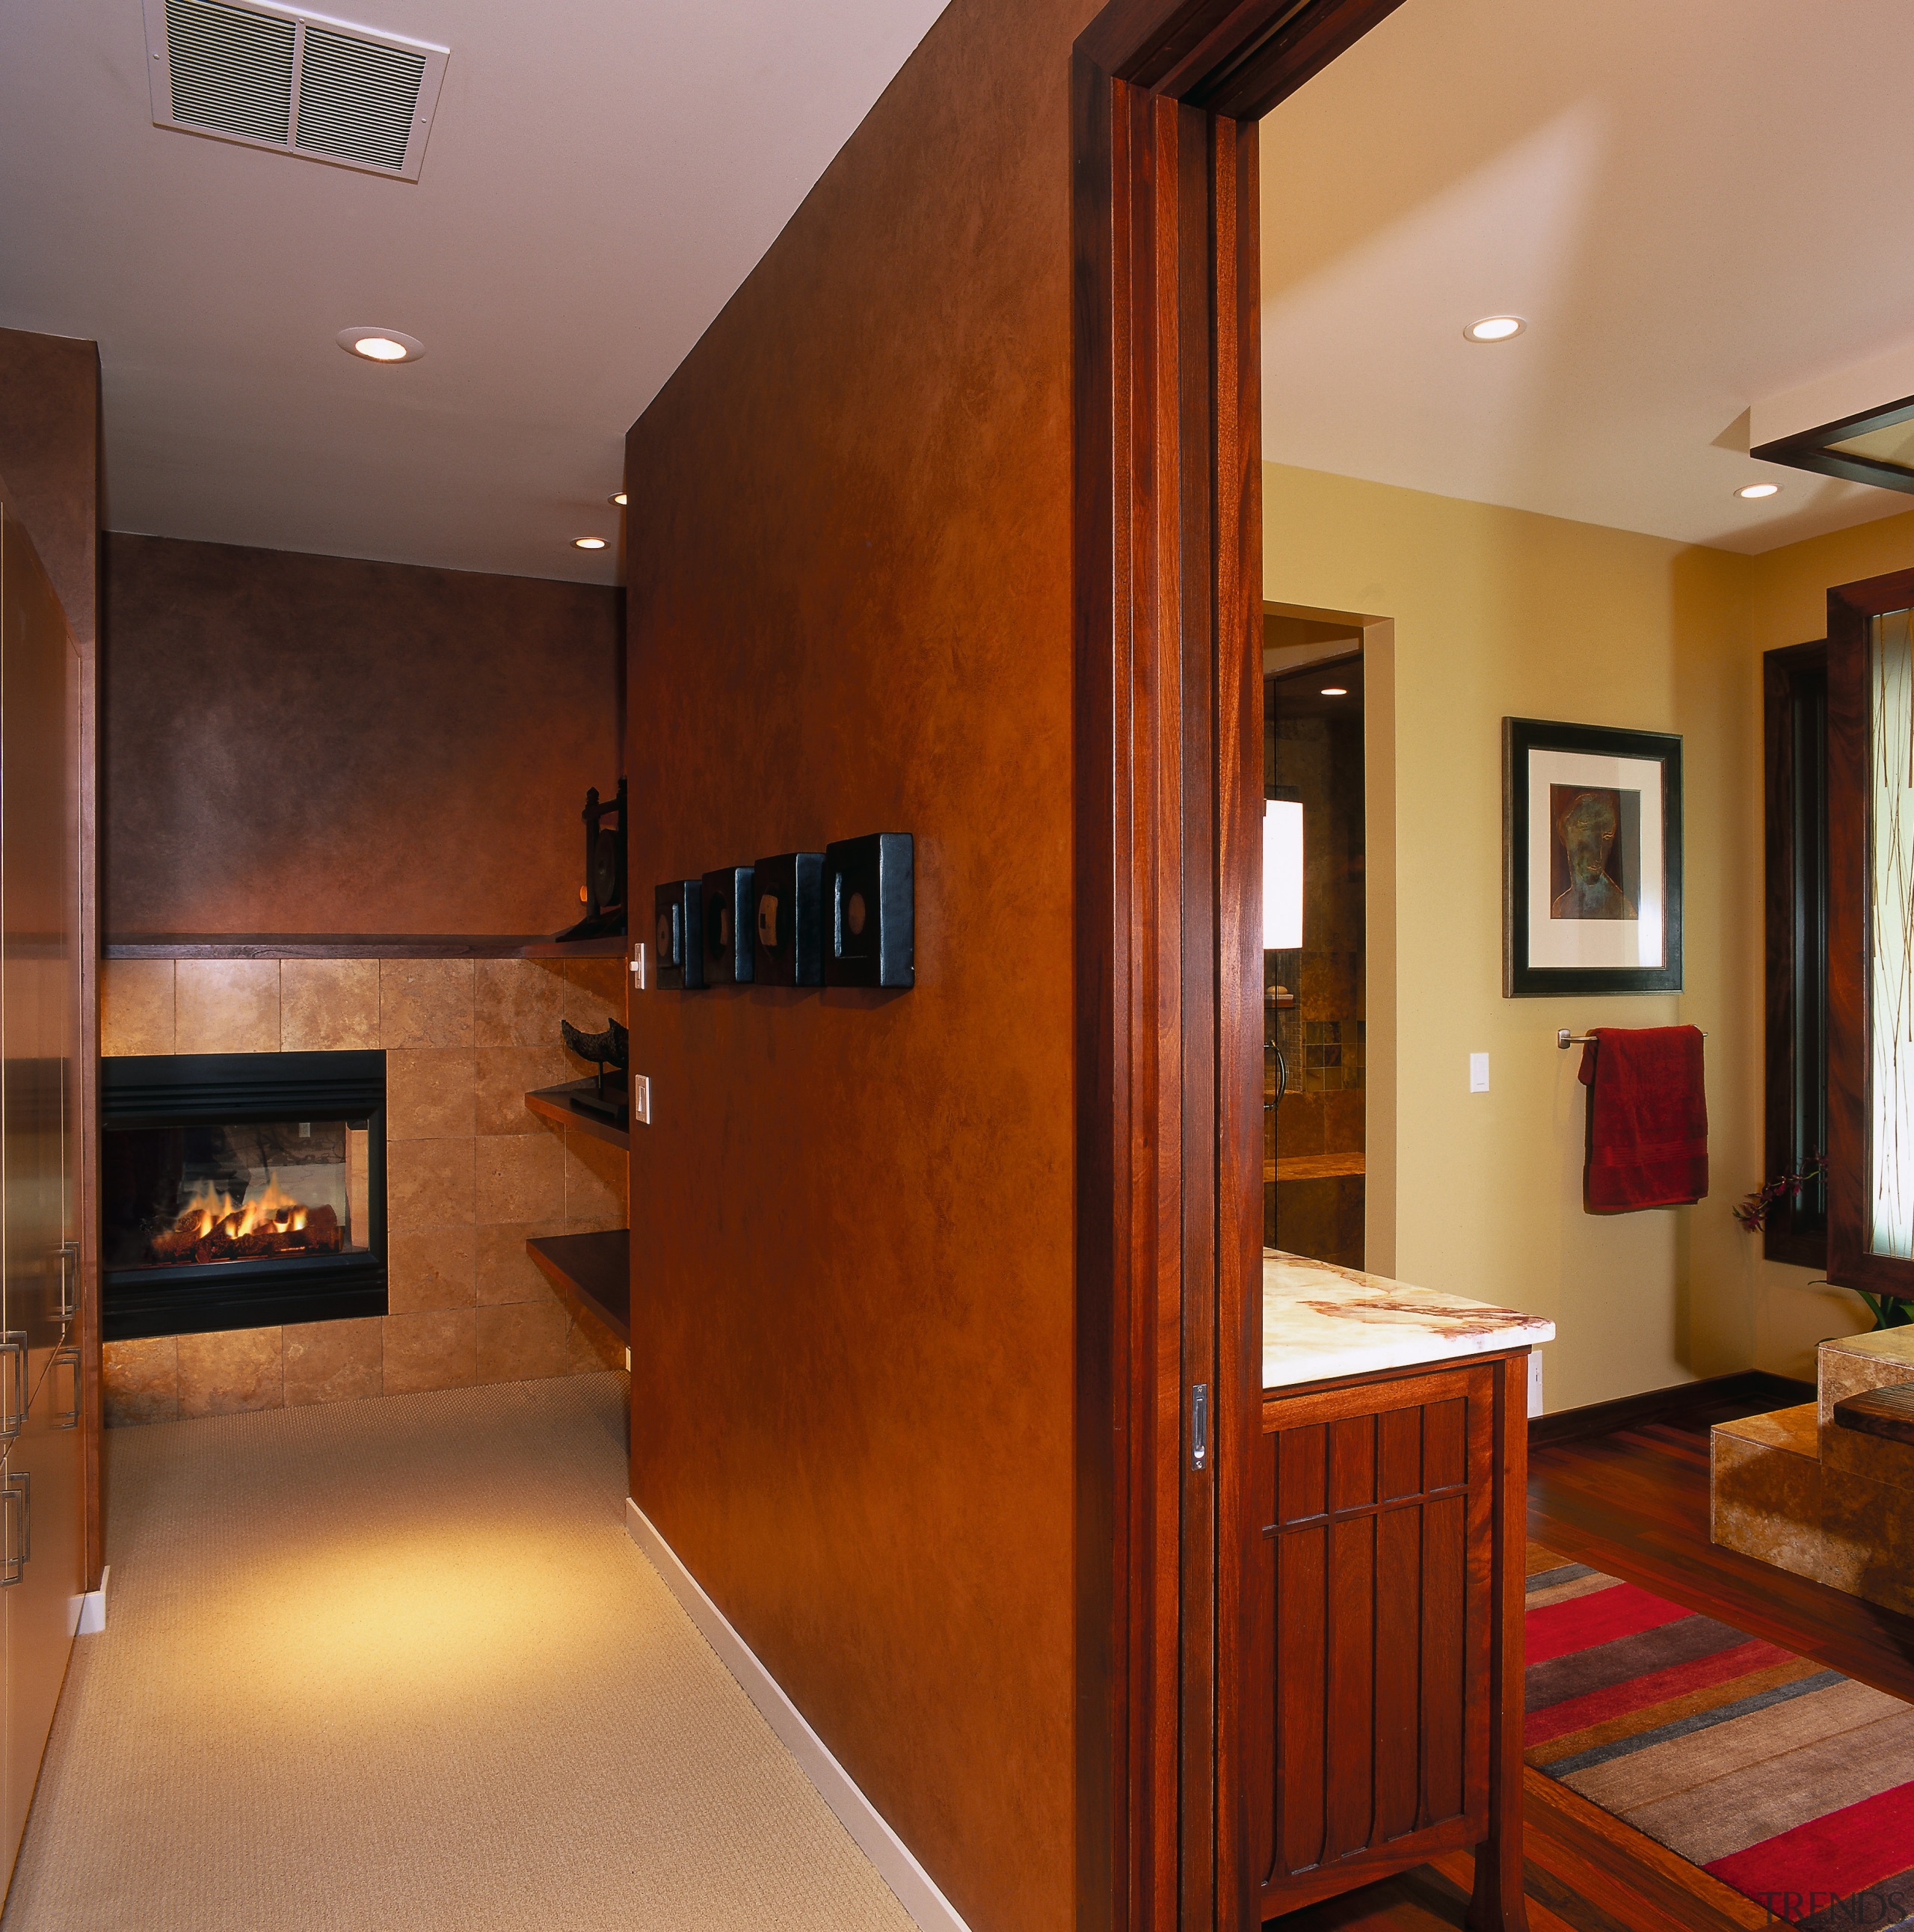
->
left=2, top=1376, right=914, bottom=1931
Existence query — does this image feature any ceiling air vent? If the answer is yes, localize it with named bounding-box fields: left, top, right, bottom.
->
left=141, top=0, right=448, bottom=182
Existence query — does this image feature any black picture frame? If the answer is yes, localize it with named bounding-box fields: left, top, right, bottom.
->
left=1503, top=716, right=1684, bottom=998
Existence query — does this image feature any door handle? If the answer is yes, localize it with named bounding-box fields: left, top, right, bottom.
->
left=55, top=1241, right=78, bottom=1322
left=0, top=1332, right=26, bottom=1442
left=52, top=1347, right=79, bottom=1430
left=1, top=1469, right=31, bottom=1586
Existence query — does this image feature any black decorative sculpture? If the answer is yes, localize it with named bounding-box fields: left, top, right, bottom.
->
left=554, top=779, right=627, bottom=942
left=561, top=1017, right=628, bottom=1125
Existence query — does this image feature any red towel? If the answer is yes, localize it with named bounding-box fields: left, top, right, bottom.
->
left=1576, top=1026, right=1708, bottom=1213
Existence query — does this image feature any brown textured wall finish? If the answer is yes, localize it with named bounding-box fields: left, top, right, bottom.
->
left=102, top=535, right=621, bottom=938
left=622, top=1, right=1096, bottom=1927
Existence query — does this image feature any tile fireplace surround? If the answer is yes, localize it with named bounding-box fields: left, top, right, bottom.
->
left=99, top=956, right=629, bottom=1424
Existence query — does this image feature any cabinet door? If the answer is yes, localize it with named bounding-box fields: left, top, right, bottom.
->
left=0, top=511, right=76, bottom=1403
left=0, top=1353, right=84, bottom=1885
left=1252, top=1362, right=1495, bottom=1916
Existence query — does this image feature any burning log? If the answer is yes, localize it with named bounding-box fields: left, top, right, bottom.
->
left=147, top=1191, right=342, bottom=1266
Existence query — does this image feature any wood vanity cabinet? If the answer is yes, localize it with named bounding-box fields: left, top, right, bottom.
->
left=1249, top=1350, right=1530, bottom=1928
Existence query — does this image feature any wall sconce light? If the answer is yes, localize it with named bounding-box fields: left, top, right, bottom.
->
left=1264, top=800, right=1303, bottom=951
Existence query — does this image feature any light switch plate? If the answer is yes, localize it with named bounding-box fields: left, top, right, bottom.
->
left=1527, top=1352, right=1544, bottom=1418
left=1469, top=1051, right=1490, bottom=1093
left=631, top=944, right=648, bottom=990
left=633, top=1074, right=651, bottom=1126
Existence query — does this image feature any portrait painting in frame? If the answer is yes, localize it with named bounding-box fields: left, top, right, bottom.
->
left=1503, top=717, right=1683, bottom=997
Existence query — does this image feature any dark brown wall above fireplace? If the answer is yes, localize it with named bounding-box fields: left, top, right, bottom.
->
left=102, top=534, right=621, bottom=939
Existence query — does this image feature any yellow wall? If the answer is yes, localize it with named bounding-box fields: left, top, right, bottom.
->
left=1266, top=459, right=1914, bottom=1409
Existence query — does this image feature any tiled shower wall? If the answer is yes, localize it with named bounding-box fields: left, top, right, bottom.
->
left=99, top=955, right=630, bottom=1424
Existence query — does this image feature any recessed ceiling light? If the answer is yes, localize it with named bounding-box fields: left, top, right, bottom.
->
left=336, top=326, right=425, bottom=363
left=1736, top=482, right=1781, bottom=500
left=1465, top=315, right=1525, bottom=343
left=1320, top=686, right=1349, bottom=697
left=573, top=537, right=607, bottom=550
left=609, top=493, right=628, bottom=508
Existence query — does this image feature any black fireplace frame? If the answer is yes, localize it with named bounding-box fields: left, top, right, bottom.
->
left=102, top=1050, right=388, bottom=1341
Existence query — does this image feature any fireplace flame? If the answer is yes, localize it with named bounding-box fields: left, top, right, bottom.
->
left=153, top=1172, right=339, bottom=1267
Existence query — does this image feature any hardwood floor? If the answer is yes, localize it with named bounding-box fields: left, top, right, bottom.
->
left=1269, top=1390, right=1912, bottom=1930
left=1530, top=1409, right=1914, bottom=1705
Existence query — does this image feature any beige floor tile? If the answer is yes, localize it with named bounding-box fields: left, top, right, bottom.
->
left=176, top=1327, right=283, bottom=1418
left=381, top=1308, right=477, bottom=1393
left=387, top=1138, right=476, bottom=1231
left=379, top=960, right=474, bottom=1048
left=283, top=1318, right=384, bottom=1405
left=387, top=1049, right=477, bottom=1139
left=476, top=1133, right=566, bottom=1224
left=102, top=960, right=176, bottom=1057
left=176, top=961, right=280, bottom=1053
left=280, top=959, right=380, bottom=1050
left=387, top=1226, right=478, bottom=1312
left=474, top=959, right=564, bottom=1047
left=102, top=1336, right=179, bottom=1426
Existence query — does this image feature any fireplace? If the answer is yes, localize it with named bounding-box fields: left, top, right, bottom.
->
left=102, top=1052, right=387, bottom=1341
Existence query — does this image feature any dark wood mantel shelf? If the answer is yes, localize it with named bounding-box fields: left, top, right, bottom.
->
left=527, top=1230, right=630, bottom=1345
left=105, top=933, right=631, bottom=962
left=524, top=1082, right=630, bottom=1150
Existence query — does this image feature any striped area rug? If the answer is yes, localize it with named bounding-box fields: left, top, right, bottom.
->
left=1526, top=1551, right=1914, bottom=1928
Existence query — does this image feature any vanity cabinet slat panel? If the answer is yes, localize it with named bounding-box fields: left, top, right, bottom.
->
left=1254, top=1356, right=1521, bottom=1922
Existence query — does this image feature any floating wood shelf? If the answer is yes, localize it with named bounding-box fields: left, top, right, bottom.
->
left=517, top=935, right=628, bottom=959
left=527, top=1229, right=630, bottom=1345
left=105, top=934, right=550, bottom=960
left=105, top=933, right=630, bottom=961
left=524, top=1080, right=630, bottom=1150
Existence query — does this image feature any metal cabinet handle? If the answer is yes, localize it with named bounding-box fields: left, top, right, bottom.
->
left=53, top=1347, right=79, bottom=1430
left=55, top=1241, right=78, bottom=1322
left=1, top=1470, right=31, bottom=1586
left=0, top=1333, right=26, bottom=1443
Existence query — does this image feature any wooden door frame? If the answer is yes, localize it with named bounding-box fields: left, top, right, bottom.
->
left=1827, top=566, right=1914, bottom=1298
left=1070, top=4, right=1409, bottom=1929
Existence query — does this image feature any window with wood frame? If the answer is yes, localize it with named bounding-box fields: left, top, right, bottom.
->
left=1764, top=639, right=1827, bottom=1267
left=1827, top=566, right=1914, bottom=1301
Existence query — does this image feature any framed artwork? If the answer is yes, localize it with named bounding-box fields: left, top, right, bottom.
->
left=1503, top=716, right=1683, bottom=997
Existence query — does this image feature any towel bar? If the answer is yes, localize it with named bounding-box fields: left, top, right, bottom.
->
left=1557, top=1027, right=1707, bottom=1049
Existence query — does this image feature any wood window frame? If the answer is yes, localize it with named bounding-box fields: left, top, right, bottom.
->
left=1069, top=4, right=1409, bottom=1928
left=1763, top=639, right=1828, bottom=1270
left=1827, top=567, right=1914, bottom=1299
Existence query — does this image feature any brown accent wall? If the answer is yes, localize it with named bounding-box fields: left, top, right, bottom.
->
left=621, top=1, right=1092, bottom=1927
left=102, top=535, right=621, bottom=939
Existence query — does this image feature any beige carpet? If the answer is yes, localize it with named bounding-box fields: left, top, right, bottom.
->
left=1, top=1374, right=917, bottom=1931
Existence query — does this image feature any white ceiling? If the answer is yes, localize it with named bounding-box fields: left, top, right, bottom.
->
left=1260, top=0, right=1914, bottom=556
left=0, top=0, right=947, bottom=583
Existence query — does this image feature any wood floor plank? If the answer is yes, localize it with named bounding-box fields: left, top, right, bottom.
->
left=1528, top=1412, right=1914, bottom=1705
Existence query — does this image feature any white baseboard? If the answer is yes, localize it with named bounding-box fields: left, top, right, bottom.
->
left=76, top=1564, right=109, bottom=1636
left=624, top=1498, right=970, bottom=1932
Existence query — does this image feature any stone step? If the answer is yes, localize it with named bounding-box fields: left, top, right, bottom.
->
left=1711, top=1403, right=1914, bottom=1614
left=1819, top=1329, right=1914, bottom=1492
